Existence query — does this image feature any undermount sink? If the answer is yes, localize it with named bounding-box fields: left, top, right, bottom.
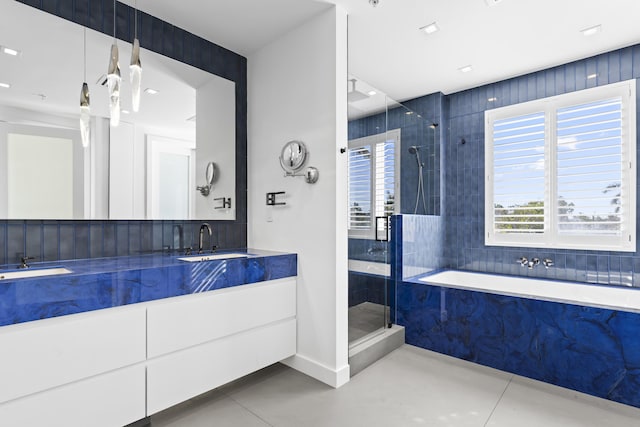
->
left=0, top=267, right=72, bottom=281
left=177, top=253, right=249, bottom=262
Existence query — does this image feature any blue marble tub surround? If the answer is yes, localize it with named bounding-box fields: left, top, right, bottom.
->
left=0, top=249, right=296, bottom=327
left=397, top=280, right=640, bottom=408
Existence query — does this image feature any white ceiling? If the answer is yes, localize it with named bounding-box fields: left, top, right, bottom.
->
left=120, top=0, right=640, bottom=103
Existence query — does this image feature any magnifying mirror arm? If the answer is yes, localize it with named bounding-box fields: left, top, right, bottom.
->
left=282, top=166, right=319, bottom=184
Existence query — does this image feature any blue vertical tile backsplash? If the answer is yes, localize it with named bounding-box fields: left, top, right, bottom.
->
left=3, top=1, right=248, bottom=266
left=442, top=44, right=640, bottom=288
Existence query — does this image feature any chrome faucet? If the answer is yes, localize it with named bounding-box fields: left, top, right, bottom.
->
left=18, top=256, right=34, bottom=269
left=198, top=223, right=212, bottom=254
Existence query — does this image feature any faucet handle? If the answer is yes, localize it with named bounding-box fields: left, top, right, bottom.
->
left=19, top=256, right=35, bottom=269
left=184, top=247, right=193, bottom=255
left=517, top=257, right=528, bottom=266
left=543, top=258, right=554, bottom=268
left=211, top=245, right=218, bottom=253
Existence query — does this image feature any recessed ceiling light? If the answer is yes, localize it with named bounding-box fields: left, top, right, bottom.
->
left=581, top=24, right=601, bottom=36
left=121, top=109, right=130, bottom=115
left=488, top=97, right=497, bottom=102
left=144, top=88, right=159, bottom=95
left=458, top=65, right=473, bottom=73
left=1, top=46, right=20, bottom=56
left=587, top=73, right=597, bottom=79
left=367, top=90, right=377, bottom=96
left=0, top=82, right=10, bottom=89
left=420, top=22, right=439, bottom=34
left=485, top=0, right=503, bottom=6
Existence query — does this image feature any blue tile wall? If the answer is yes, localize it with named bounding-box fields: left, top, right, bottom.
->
left=348, top=93, right=443, bottom=216
left=397, top=281, right=640, bottom=408
left=443, top=44, right=640, bottom=287
left=348, top=271, right=386, bottom=307
left=7, top=1, right=248, bottom=265
left=400, top=214, right=444, bottom=279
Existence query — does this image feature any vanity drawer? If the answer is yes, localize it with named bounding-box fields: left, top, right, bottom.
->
left=147, top=317, right=296, bottom=415
left=0, top=364, right=145, bottom=427
left=147, top=277, right=296, bottom=358
left=0, top=304, right=146, bottom=404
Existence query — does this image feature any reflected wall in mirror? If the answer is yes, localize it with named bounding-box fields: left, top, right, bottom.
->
left=0, top=0, right=235, bottom=220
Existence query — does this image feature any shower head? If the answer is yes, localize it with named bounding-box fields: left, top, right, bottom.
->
left=408, top=146, right=423, bottom=167
left=347, top=78, right=369, bottom=103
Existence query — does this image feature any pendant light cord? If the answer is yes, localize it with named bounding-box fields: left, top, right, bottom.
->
left=113, top=0, right=116, bottom=42
left=134, top=0, right=138, bottom=38
left=83, top=27, right=86, bottom=81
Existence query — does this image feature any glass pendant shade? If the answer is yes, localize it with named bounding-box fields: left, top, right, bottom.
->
left=107, top=42, right=121, bottom=127
left=79, top=82, right=90, bottom=148
left=130, top=38, right=142, bottom=112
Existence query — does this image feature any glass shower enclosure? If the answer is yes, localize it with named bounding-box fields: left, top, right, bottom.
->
left=347, top=76, right=399, bottom=347
left=347, top=75, right=440, bottom=349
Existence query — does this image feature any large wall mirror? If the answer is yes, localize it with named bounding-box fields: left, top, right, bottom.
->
left=0, top=0, right=236, bottom=220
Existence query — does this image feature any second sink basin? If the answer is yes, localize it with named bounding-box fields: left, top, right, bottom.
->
left=177, top=253, right=249, bottom=262
left=0, top=267, right=72, bottom=281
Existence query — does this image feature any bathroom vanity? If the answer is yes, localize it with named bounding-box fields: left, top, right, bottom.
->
left=0, top=250, right=297, bottom=426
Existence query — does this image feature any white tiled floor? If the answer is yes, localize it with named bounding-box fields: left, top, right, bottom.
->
left=150, top=345, right=640, bottom=427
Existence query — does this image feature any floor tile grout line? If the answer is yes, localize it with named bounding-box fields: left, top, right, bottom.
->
left=483, top=375, right=514, bottom=427
left=223, top=391, right=276, bottom=427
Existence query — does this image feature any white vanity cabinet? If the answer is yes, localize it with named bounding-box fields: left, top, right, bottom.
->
left=0, top=305, right=147, bottom=427
left=146, top=277, right=297, bottom=414
left=0, top=276, right=297, bottom=425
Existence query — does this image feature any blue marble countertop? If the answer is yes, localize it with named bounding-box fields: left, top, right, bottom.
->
left=0, top=249, right=297, bottom=327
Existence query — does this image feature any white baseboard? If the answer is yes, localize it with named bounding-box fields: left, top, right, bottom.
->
left=282, top=354, right=350, bottom=388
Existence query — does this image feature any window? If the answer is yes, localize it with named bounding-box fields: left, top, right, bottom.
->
left=485, top=80, right=636, bottom=251
left=348, top=129, right=400, bottom=239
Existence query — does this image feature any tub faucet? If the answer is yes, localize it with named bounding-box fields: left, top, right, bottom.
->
left=528, top=258, right=540, bottom=269
left=18, top=256, right=34, bottom=269
left=198, top=223, right=212, bottom=254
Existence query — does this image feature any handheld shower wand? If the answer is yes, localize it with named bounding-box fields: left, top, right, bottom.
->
left=408, top=146, right=427, bottom=214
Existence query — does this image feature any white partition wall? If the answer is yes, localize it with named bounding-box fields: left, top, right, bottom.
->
left=247, top=5, right=349, bottom=387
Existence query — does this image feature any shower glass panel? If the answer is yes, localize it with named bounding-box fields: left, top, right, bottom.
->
left=347, top=75, right=401, bottom=347
left=347, top=75, right=441, bottom=347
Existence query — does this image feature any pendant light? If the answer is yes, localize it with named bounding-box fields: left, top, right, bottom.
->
left=80, top=27, right=90, bottom=148
left=130, top=0, right=142, bottom=112
left=107, top=0, right=121, bottom=127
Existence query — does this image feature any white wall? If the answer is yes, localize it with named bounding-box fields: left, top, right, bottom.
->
left=109, top=122, right=136, bottom=219
left=248, top=6, right=349, bottom=387
left=196, top=77, right=236, bottom=220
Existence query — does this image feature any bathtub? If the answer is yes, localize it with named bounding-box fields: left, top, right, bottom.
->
left=419, top=270, right=640, bottom=313
left=399, top=269, right=640, bottom=408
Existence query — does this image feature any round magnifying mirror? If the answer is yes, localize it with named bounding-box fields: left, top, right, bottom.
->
left=279, top=140, right=308, bottom=173
left=205, top=162, right=217, bottom=185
